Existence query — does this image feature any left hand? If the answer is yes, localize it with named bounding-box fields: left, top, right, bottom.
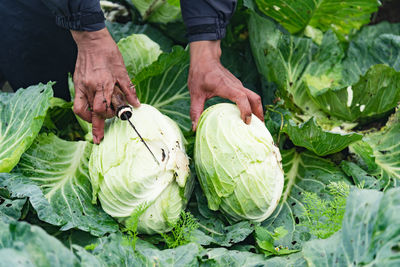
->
left=188, top=40, right=264, bottom=131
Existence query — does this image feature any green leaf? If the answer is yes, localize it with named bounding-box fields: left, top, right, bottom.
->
left=302, top=187, right=400, bottom=266
left=0, top=82, right=53, bottom=172
left=312, top=64, right=400, bottom=122
left=350, top=107, right=400, bottom=190
left=134, top=46, right=192, bottom=132
left=81, top=233, right=200, bottom=266
left=255, top=0, right=379, bottom=38
left=340, top=161, right=383, bottom=189
left=117, top=34, right=162, bottom=78
left=0, top=189, right=27, bottom=221
left=255, top=225, right=299, bottom=256
left=0, top=220, right=79, bottom=266
left=248, top=12, right=324, bottom=115
left=249, top=14, right=400, bottom=123
left=199, top=248, right=267, bottom=267
left=284, top=118, right=362, bottom=156
left=12, top=133, right=118, bottom=236
left=189, top=187, right=255, bottom=247
left=262, top=149, right=351, bottom=249
left=130, top=0, right=181, bottom=24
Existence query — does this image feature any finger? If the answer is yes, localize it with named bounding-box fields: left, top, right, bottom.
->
left=73, top=88, right=92, bottom=122
left=92, top=112, right=105, bottom=144
left=244, top=89, right=264, bottom=122
left=118, top=77, right=140, bottom=108
left=190, top=94, right=206, bottom=131
left=217, top=86, right=252, bottom=124
left=93, top=82, right=114, bottom=119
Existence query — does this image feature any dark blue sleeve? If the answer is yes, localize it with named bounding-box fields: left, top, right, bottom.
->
left=40, top=0, right=105, bottom=31
left=180, top=0, right=237, bottom=42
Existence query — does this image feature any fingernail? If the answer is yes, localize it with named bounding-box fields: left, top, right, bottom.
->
left=192, top=121, right=197, bottom=131
left=93, top=135, right=99, bottom=144
left=245, top=116, right=252, bottom=124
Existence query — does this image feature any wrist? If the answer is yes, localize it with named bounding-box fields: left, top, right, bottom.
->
left=70, top=28, right=112, bottom=48
left=189, top=40, right=222, bottom=64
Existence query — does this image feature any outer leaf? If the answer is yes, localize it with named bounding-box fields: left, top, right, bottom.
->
left=0, top=220, right=79, bottom=266
left=0, top=190, right=26, bottom=221
left=130, top=0, right=181, bottom=24
left=255, top=0, right=379, bottom=38
left=249, top=14, right=400, bottom=123
left=13, top=133, right=118, bottom=236
left=0, top=82, right=53, bottom=172
left=303, top=187, right=400, bottom=266
left=81, top=234, right=200, bottom=266
left=350, top=107, right=400, bottom=190
left=134, top=46, right=192, bottom=132
left=199, top=248, right=267, bottom=267
left=262, top=149, right=350, bottom=249
left=117, top=34, right=162, bottom=77
left=340, top=161, right=383, bottom=190
left=248, top=11, right=324, bottom=115
left=189, top=187, right=256, bottom=247
left=312, top=64, right=400, bottom=122
left=284, top=118, right=362, bottom=156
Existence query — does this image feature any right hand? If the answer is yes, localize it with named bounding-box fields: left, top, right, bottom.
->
left=70, top=28, right=140, bottom=144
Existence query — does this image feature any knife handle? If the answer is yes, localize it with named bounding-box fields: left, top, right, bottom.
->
left=111, top=86, right=132, bottom=121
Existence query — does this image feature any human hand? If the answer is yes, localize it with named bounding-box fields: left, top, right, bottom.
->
left=188, top=40, right=263, bottom=131
left=70, top=28, right=140, bottom=144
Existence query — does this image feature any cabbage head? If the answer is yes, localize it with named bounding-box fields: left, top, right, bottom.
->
left=89, top=104, right=192, bottom=234
left=194, top=103, right=284, bottom=222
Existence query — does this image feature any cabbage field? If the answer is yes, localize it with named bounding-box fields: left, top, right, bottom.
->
left=1, top=0, right=400, bottom=266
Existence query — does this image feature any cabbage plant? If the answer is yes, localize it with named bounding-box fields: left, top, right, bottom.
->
left=89, top=104, right=192, bottom=234
left=194, top=103, right=284, bottom=222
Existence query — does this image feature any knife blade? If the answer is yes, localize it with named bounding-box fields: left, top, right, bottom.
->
left=111, top=86, right=160, bottom=165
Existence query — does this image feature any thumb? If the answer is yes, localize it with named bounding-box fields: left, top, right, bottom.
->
left=190, top=95, right=206, bottom=131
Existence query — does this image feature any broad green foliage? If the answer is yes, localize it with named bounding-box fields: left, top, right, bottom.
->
left=0, top=220, right=79, bottom=266
left=11, top=133, right=118, bottom=236
left=255, top=226, right=299, bottom=256
left=302, top=187, right=400, bottom=266
left=255, top=0, right=379, bottom=38
left=118, top=34, right=162, bottom=77
left=249, top=12, right=400, bottom=124
left=312, top=64, right=400, bottom=121
left=0, top=83, right=53, bottom=172
left=75, top=234, right=200, bottom=266
left=195, top=103, right=284, bottom=222
left=131, top=0, right=181, bottom=23
left=262, top=149, right=350, bottom=249
left=350, top=107, right=400, bottom=190
left=90, top=104, right=192, bottom=234
left=284, top=118, right=362, bottom=156
left=189, top=187, right=256, bottom=247
left=0, top=186, right=27, bottom=221
left=1, top=3, right=400, bottom=265
left=134, top=46, right=192, bottom=131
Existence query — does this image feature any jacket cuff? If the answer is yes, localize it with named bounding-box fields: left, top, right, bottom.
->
left=55, top=11, right=105, bottom=31
left=184, top=17, right=227, bottom=42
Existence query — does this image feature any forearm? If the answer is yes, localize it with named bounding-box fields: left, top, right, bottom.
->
left=190, top=40, right=221, bottom=64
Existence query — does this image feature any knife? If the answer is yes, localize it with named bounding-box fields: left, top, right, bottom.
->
left=111, top=86, right=160, bottom=165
